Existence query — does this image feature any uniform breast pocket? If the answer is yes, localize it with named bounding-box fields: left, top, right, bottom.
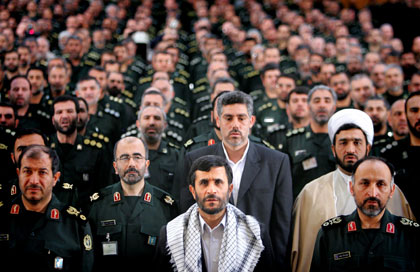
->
left=96, top=224, right=122, bottom=242
left=383, top=255, right=415, bottom=271
left=328, top=253, right=360, bottom=272
left=44, top=241, right=77, bottom=271
left=293, top=152, right=317, bottom=171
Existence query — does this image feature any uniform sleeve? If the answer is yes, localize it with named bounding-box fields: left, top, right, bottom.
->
left=79, top=220, right=95, bottom=272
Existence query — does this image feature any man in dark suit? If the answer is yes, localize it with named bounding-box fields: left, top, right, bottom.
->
left=177, top=91, right=293, bottom=269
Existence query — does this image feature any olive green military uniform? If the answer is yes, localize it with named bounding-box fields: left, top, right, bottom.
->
left=381, top=137, right=420, bottom=220
left=311, top=210, right=419, bottom=271
left=282, top=126, right=336, bottom=199
left=98, top=94, right=136, bottom=134
left=267, top=123, right=293, bottom=151
left=0, top=195, right=94, bottom=271
left=165, top=98, right=191, bottom=146
left=255, top=100, right=289, bottom=138
left=88, top=182, right=178, bottom=271
left=86, top=100, right=123, bottom=146
left=371, top=131, right=394, bottom=156
left=16, top=104, right=54, bottom=135
left=184, top=115, right=212, bottom=140
left=144, top=140, right=180, bottom=194
left=383, top=90, right=410, bottom=108
left=50, top=134, right=112, bottom=211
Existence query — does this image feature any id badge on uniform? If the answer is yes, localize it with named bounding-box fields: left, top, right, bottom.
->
left=302, top=157, right=318, bottom=170
left=102, top=241, right=118, bottom=256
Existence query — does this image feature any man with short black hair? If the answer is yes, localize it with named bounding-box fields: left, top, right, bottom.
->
left=382, top=91, right=420, bottom=219
left=88, top=136, right=177, bottom=271
left=0, top=145, right=94, bottom=271
left=156, top=155, right=274, bottom=271
left=179, top=91, right=292, bottom=269
left=329, top=72, right=353, bottom=110
left=311, top=157, right=419, bottom=271
left=364, top=96, right=393, bottom=155
left=50, top=95, right=110, bottom=208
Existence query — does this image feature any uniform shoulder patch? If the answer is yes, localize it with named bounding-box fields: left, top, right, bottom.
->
left=399, top=217, right=420, bottom=228
left=90, top=192, right=100, bottom=202
left=139, top=76, right=152, bottom=84
left=168, top=142, right=180, bottom=149
left=322, top=216, right=344, bottom=228
left=66, top=206, right=88, bottom=223
left=184, top=139, right=194, bottom=148
left=262, top=140, right=275, bottom=150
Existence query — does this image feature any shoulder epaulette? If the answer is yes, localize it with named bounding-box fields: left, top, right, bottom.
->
left=195, top=78, right=208, bottom=86
left=174, top=97, right=187, bottom=106
left=257, top=102, right=273, bottom=112
left=66, top=205, right=87, bottom=222
left=109, top=96, right=123, bottom=104
left=83, top=138, right=104, bottom=149
left=121, top=89, right=134, bottom=99
left=168, top=119, right=184, bottom=129
left=174, top=77, right=188, bottom=85
left=250, top=90, right=263, bottom=97
left=380, top=140, right=399, bottom=154
left=168, top=142, right=180, bottom=150
left=91, top=132, right=110, bottom=143
left=5, top=128, right=16, bottom=137
left=62, top=183, right=74, bottom=190
left=36, top=109, right=50, bottom=119
left=193, top=114, right=209, bottom=124
left=123, top=98, right=137, bottom=109
left=90, top=192, right=100, bottom=202
left=190, top=57, right=201, bottom=66
left=104, top=107, right=120, bottom=118
left=268, top=123, right=287, bottom=134
left=399, top=217, right=420, bottom=228
left=321, top=216, right=343, bottom=228
left=120, top=129, right=139, bottom=139
left=178, top=70, right=190, bottom=79
left=184, top=139, right=194, bottom=148
left=286, top=127, right=305, bottom=138
left=139, top=76, right=152, bottom=84
left=196, top=95, right=210, bottom=104
left=244, top=70, right=259, bottom=79
left=200, top=104, right=212, bottom=113
left=262, top=140, right=275, bottom=150
left=193, top=85, right=206, bottom=94
left=165, top=130, right=183, bottom=143
left=174, top=108, right=190, bottom=118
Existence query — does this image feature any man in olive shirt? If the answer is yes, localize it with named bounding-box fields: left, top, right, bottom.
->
left=88, top=136, right=177, bottom=271
left=311, top=157, right=419, bottom=271
left=282, top=85, right=337, bottom=198
left=136, top=105, right=180, bottom=194
left=0, top=145, right=94, bottom=271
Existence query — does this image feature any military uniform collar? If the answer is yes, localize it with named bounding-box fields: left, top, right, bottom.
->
left=347, top=209, right=393, bottom=234
left=11, top=194, right=64, bottom=221
left=157, top=140, right=169, bottom=155
left=111, top=181, right=154, bottom=206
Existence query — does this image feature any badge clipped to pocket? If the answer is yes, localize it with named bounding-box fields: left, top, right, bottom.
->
left=102, top=241, right=118, bottom=256
left=102, top=233, right=118, bottom=256
left=302, top=157, right=318, bottom=171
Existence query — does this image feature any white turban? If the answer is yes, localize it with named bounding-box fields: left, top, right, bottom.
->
left=328, top=109, right=374, bottom=145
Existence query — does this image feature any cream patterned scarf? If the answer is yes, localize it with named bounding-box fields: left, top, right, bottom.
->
left=166, top=203, right=264, bottom=272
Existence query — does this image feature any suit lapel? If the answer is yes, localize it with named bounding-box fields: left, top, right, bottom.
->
left=237, top=142, right=260, bottom=204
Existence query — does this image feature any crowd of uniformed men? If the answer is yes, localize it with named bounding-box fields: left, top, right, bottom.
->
left=0, top=0, right=419, bottom=271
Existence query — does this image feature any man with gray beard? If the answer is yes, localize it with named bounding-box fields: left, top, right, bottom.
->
left=383, top=64, right=409, bottom=106
left=136, top=105, right=180, bottom=194
left=282, top=85, right=337, bottom=198
left=88, top=136, right=178, bottom=271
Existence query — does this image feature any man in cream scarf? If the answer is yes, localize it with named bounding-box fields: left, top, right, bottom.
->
left=154, top=155, right=274, bottom=271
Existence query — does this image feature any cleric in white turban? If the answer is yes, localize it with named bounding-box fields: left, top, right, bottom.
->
left=328, top=108, right=374, bottom=145
left=290, top=109, right=414, bottom=272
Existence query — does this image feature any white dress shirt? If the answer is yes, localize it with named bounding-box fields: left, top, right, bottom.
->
left=334, top=168, right=355, bottom=215
left=222, top=141, right=250, bottom=205
left=199, top=213, right=226, bottom=272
